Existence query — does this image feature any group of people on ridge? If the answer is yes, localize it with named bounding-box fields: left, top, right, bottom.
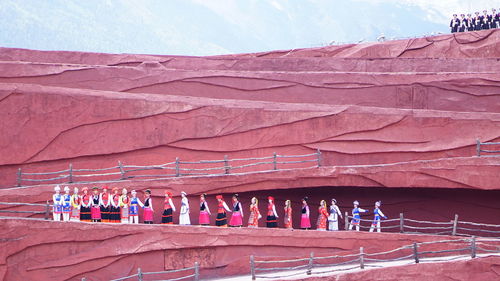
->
left=450, top=9, right=500, bottom=33
left=51, top=185, right=387, bottom=232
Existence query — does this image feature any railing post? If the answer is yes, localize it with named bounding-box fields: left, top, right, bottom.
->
left=250, top=255, right=256, bottom=280
left=118, top=161, right=126, bottom=180
left=359, top=247, right=364, bottom=269
left=316, top=149, right=322, bottom=167
left=273, top=152, right=277, bottom=170
left=470, top=236, right=476, bottom=259
left=452, top=214, right=458, bottom=236
left=17, top=168, right=22, bottom=187
left=137, top=267, right=143, bottom=281
left=224, top=155, right=230, bottom=174
left=68, top=163, right=73, bottom=183
left=476, top=139, right=481, bottom=157
left=194, top=261, right=199, bottom=281
left=344, top=211, right=349, bottom=230
left=307, top=252, right=314, bottom=275
left=175, top=157, right=180, bottom=177
left=413, top=243, right=419, bottom=263
left=45, top=201, right=50, bottom=220
left=399, top=213, right=404, bottom=233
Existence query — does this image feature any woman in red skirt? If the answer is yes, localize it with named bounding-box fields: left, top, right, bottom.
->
left=161, top=191, right=176, bottom=224
left=229, top=194, right=244, bottom=227
left=80, top=187, right=91, bottom=222
left=215, top=195, right=231, bottom=227
left=284, top=199, right=293, bottom=229
left=266, top=196, right=278, bottom=228
left=199, top=193, right=211, bottom=226
left=143, top=189, right=154, bottom=224
left=90, top=187, right=101, bottom=222
left=316, top=200, right=329, bottom=231
left=109, top=187, right=121, bottom=223
left=247, top=197, right=261, bottom=228
left=300, top=197, right=311, bottom=230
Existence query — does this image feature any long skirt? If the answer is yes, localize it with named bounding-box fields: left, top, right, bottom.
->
left=162, top=208, right=173, bottom=224
left=143, top=207, right=154, bottom=223
left=229, top=211, right=243, bottom=227
left=248, top=212, right=259, bottom=228
left=199, top=211, right=210, bottom=225
left=91, top=206, right=101, bottom=221
left=71, top=207, right=80, bottom=221
left=62, top=205, right=71, bottom=214
left=109, top=206, right=121, bottom=223
left=284, top=215, right=292, bottom=229
left=179, top=212, right=191, bottom=225
left=266, top=215, right=277, bottom=228
left=216, top=212, right=227, bottom=227
left=300, top=214, right=311, bottom=229
left=328, top=220, right=339, bottom=231
left=100, top=205, right=110, bottom=222
left=121, top=207, right=129, bottom=222
left=53, top=205, right=62, bottom=214
left=80, top=206, right=91, bottom=222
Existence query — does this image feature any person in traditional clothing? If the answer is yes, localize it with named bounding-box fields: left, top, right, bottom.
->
left=215, top=195, right=231, bottom=227
left=450, top=14, right=460, bottom=33
left=109, top=187, right=121, bottom=223
left=266, top=196, right=278, bottom=228
left=284, top=199, right=293, bottom=229
left=119, top=188, right=130, bottom=223
left=70, top=187, right=81, bottom=222
left=52, top=185, right=63, bottom=221
left=179, top=191, right=191, bottom=225
left=466, top=14, right=475, bottom=31
left=491, top=8, right=498, bottom=28
left=80, top=187, right=92, bottom=222
left=61, top=186, right=71, bottom=222
left=474, top=11, right=482, bottom=30
left=316, top=200, right=329, bottom=231
left=328, top=198, right=343, bottom=231
left=90, top=187, right=101, bottom=222
left=143, top=189, right=154, bottom=224
left=161, top=191, right=175, bottom=224
left=349, top=200, right=368, bottom=231
left=482, top=10, right=491, bottom=30
left=247, top=197, right=261, bottom=228
left=129, top=190, right=143, bottom=224
left=99, top=186, right=110, bottom=223
left=458, top=14, right=467, bottom=32
left=199, top=193, right=211, bottom=226
left=369, top=201, right=387, bottom=233
left=300, top=197, right=311, bottom=230
left=229, top=194, right=244, bottom=227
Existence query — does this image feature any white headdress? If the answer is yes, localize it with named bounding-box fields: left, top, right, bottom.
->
left=54, top=185, right=61, bottom=192
left=375, top=201, right=381, bottom=207
left=63, top=186, right=70, bottom=192
left=353, top=200, right=359, bottom=205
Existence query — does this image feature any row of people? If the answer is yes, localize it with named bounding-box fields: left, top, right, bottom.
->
left=51, top=186, right=387, bottom=231
left=450, top=9, right=500, bottom=33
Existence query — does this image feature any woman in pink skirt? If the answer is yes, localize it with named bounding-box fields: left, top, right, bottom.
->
left=300, top=197, right=311, bottom=230
left=199, top=193, right=211, bottom=226
left=229, top=194, right=244, bottom=227
left=90, top=187, right=101, bottom=222
left=143, top=189, right=154, bottom=224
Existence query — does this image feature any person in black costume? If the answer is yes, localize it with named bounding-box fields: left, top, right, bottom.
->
left=450, top=14, right=460, bottom=33
left=458, top=14, right=467, bottom=32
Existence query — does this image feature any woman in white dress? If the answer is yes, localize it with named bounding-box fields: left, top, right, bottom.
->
left=328, top=198, right=343, bottom=231
left=179, top=191, right=191, bottom=225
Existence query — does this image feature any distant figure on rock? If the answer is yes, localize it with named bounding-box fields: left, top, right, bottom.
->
left=70, top=187, right=81, bottom=222
left=349, top=200, right=368, bottom=231
left=474, top=11, right=482, bottom=30
left=248, top=197, right=261, bottom=228
left=300, top=197, right=311, bottom=230
left=266, top=196, right=278, bottom=228
left=129, top=190, right=143, bottom=224
left=229, top=194, right=243, bottom=227
left=62, top=186, right=71, bottom=222
left=52, top=185, right=63, bottom=221
left=199, top=193, right=211, bottom=226
left=491, top=8, right=499, bottom=28
left=328, top=198, right=343, bottom=231
left=119, top=188, right=130, bottom=223
left=161, top=191, right=175, bottom=224
left=216, top=195, right=231, bottom=227
left=179, top=191, right=191, bottom=225
left=284, top=199, right=293, bottom=229
left=109, top=187, right=121, bottom=223
left=369, top=201, right=387, bottom=233
left=459, top=14, right=467, bottom=32
left=143, top=189, right=154, bottom=224
left=450, top=14, right=460, bottom=33
left=482, top=10, right=491, bottom=30
left=466, top=14, right=474, bottom=31
left=80, top=187, right=92, bottom=222
left=90, top=187, right=102, bottom=222
left=316, top=200, right=329, bottom=231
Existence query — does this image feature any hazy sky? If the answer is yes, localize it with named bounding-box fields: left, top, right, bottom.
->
left=0, top=0, right=498, bottom=56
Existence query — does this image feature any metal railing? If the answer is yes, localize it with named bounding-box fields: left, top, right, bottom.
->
left=249, top=237, right=499, bottom=280
left=344, top=213, right=500, bottom=238
left=476, top=139, right=500, bottom=156
left=81, top=263, right=200, bottom=281
left=15, top=150, right=322, bottom=187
